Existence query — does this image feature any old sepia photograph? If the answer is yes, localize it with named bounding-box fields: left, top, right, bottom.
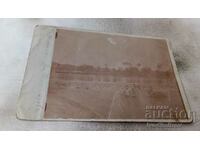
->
left=44, top=28, right=188, bottom=121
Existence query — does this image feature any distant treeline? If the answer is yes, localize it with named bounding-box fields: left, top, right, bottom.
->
left=51, top=63, right=173, bottom=79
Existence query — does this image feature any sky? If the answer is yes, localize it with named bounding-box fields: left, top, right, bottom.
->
left=53, top=29, right=172, bottom=71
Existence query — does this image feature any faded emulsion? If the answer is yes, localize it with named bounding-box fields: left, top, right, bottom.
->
left=44, top=29, right=188, bottom=121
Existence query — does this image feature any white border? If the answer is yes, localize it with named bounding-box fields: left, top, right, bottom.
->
left=16, top=25, right=56, bottom=120
left=0, top=0, right=199, bottom=17
left=1, top=132, right=199, bottom=150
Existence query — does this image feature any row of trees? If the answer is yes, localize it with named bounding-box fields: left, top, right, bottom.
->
left=52, top=63, right=173, bottom=78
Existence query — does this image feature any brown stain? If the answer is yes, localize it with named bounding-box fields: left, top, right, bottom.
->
left=149, top=91, right=167, bottom=99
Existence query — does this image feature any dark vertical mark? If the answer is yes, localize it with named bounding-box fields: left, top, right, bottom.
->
left=45, top=103, right=47, bottom=112
left=55, top=32, right=58, bottom=39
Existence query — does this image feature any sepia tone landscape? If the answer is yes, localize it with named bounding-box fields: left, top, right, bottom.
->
left=44, top=29, right=187, bottom=120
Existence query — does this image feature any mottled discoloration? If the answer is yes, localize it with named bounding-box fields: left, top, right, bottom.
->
left=173, top=52, right=190, bottom=73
